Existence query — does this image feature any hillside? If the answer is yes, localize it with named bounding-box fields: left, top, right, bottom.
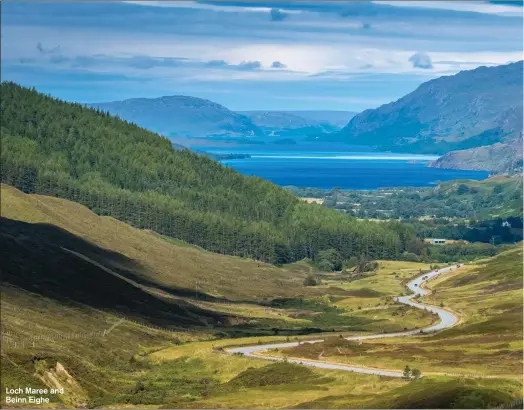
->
left=0, top=82, right=416, bottom=265
left=427, top=136, right=523, bottom=173
left=0, top=184, right=309, bottom=304
left=0, top=185, right=444, bottom=408
left=334, top=61, right=523, bottom=155
left=238, top=110, right=356, bottom=138
left=290, top=176, right=523, bottom=221
left=5, top=185, right=520, bottom=408
left=274, top=246, right=523, bottom=408
left=88, top=95, right=264, bottom=138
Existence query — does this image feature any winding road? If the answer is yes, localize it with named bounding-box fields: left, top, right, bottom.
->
left=226, top=265, right=461, bottom=378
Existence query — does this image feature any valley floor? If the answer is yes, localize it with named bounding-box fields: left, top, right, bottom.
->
left=1, top=184, right=522, bottom=408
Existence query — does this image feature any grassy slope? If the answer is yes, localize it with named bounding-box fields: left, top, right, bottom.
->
left=0, top=184, right=307, bottom=303
left=317, top=260, right=440, bottom=332
left=1, top=185, right=444, bottom=408
left=280, top=247, right=523, bottom=380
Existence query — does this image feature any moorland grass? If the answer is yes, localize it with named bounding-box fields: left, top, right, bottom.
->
left=280, top=247, right=523, bottom=379
left=2, top=185, right=520, bottom=408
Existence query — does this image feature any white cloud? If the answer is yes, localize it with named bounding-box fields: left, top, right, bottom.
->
left=127, top=1, right=269, bottom=12
left=3, top=3, right=521, bottom=86
left=379, top=1, right=523, bottom=17
left=126, top=1, right=302, bottom=14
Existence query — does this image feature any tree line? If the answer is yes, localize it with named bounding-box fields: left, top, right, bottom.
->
left=1, top=82, right=421, bottom=265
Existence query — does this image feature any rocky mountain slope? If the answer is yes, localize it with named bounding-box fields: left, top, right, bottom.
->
left=428, top=136, right=523, bottom=174
left=335, top=61, right=523, bottom=154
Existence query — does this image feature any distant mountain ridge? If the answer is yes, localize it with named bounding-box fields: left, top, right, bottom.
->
left=237, top=110, right=356, bottom=139
left=239, top=110, right=355, bottom=129
left=88, top=95, right=264, bottom=138
left=89, top=97, right=357, bottom=140
left=333, top=61, right=523, bottom=154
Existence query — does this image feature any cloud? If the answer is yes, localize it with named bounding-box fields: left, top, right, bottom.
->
left=381, top=1, right=524, bottom=17
left=270, top=8, right=288, bottom=22
left=205, top=59, right=229, bottom=68
left=237, top=60, right=262, bottom=70
left=207, top=59, right=262, bottom=70
left=2, top=0, right=522, bottom=111
left=40, top=52, right=266, bottom=73
left=19, top=57, right=36, bottom=64
left=271, top=61, right=287, bottom=68
left=409, top=52, right=433, bottom=69
left=36, top=42, right=60, bottom=54
left=126, top=56, right=186, bottom=69
left=49, top=55, right=69, bottom=64
left=46, top=54, right=189, bottom=70
left=43, top=54, right=187, bottom=70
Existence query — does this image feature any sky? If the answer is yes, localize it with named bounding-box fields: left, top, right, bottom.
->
left=1, top=1, right=523, bottom=111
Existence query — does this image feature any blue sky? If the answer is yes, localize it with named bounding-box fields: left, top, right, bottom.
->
left=1, top=1, right=522, bottom=111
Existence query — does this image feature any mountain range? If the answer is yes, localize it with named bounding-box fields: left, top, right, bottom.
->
left=89, top=98, right=354, bottom=140
left=88, top=96, right=264, bottom=138
left=238, top=110, right=355, bottom=137
left=333, top=61, right=523, bottom=156
left=89, top=61, right=522, bottom=172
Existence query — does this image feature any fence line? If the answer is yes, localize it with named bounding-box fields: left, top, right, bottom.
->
left=123, top=317, right=181, bottom=334
left=0, top=317, right=128, bottom=350
left=0, top=315, right=185, bottom=350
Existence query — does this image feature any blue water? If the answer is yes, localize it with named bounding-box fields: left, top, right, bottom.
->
left=200, top=148, right=489, bottom=190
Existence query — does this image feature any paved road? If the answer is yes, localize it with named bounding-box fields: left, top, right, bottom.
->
left=226, top=265, right=461, bottom=377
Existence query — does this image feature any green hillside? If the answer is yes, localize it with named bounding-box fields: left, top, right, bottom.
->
left=1, top=82, right=417, bottom=265
left=280, top=246, right=523, bottom=380
left=3, top=185, right=520, bottom=408
left=0, top=185, right=437, bottom=408
left=292, top=176, right=523, bottom=221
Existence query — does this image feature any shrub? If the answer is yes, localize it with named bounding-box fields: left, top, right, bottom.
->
left=304, top=275, right=319, bottom=286
left=411, top=368, right=421, bottom=379
left=401, top=252, right=420, bottom=262
left=133, top=380, right=146, bottom=393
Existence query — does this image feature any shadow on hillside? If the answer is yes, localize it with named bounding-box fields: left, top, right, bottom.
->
left=0, top=217, right=232, bottom=327
left=106, top=261, right=233, bottom=303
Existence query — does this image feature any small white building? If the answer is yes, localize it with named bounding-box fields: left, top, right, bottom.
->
left=431, top=238, right=446, bottom=245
